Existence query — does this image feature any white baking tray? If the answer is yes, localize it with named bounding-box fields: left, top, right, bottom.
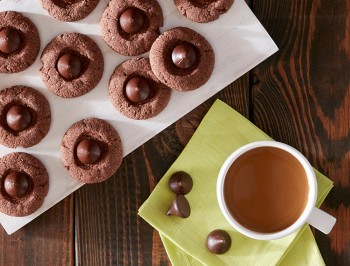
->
left=0, top=0, right=278, bottom=234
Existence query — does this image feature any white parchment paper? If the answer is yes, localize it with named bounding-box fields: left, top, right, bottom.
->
left=0, top=0, right=278, bottom=234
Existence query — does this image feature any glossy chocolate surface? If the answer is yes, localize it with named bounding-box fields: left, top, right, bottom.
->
left=76, top=138, right=102, bottom=165
left=119, top=7, right=146, bottom=35
left=125, top=77, right=152, bottom=104
left=52, top=0, right=81, bottom=8
left=166, top=194, right=191, bottom=218
left=206, top=229, right=232, bottom=254
left=193, top=0, right=215, bottom=7
left=57, top=53, right=83, bottom=80
left=3, top=171, right=30, bottom=198
left=0, top=27, right=22, bottom=55
left=6, top=104, right=32, bottom=132
left=171, top=43, right=198, bottom=69
left=168, top=171, right=193, bottom=195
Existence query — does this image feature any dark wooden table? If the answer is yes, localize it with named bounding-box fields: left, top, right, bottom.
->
left=1, top=0, right=349, bottom=265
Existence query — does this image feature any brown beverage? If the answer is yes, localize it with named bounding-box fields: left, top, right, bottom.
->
left=223, top=147, right=309, bottom=233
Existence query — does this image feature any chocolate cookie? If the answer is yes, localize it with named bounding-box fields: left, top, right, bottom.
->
left=40, top=0, right=99, bottom=22
left=0, top=86, right=51, bottom=148
left=0, top=11, right=40, bottom=73
left=149, top=27, right=215, bottom=91
left=0, top=153, right=49, bottom=217
left=100, top=0, right=163, bottom=56
left=174, top=0, right=234, bottom=23
left=40, top=33, right=104, bottom=98
left=109, top=58, right=171, bottom=120
left=61, top=118, right=123, bottom=183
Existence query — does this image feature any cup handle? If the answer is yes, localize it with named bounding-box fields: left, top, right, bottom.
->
left=307, top=207, right=336, bottom=234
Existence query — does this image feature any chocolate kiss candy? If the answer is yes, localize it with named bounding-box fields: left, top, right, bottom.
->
left=0, top=27, right=22, bottom=54
left=193, top=0, right=215, bottom=7
left=168, top=171, right=193, bottom=195
left=119, top=7, right=146, bottom=35
left=60, top=0, right=80, bottom=5
left=3, top=171, right=30, bottom=198
left=76, top=138, right=102, bottom=165
left=171, top=43, right=197, bottom=69
left=57, top=53, right=83, bottom=80
left=6, top=104, right=32, bottom=132
left=166, top=194, right=191, bottom=218
left=206, top=229, right=232, bottom=254
left=125, top=77, right=152, bottom=103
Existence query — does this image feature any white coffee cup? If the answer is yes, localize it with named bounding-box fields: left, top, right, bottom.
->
left=217, top=141, right=336, bottom=241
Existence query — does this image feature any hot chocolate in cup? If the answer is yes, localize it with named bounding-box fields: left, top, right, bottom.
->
left=217, top=141, right=336, bottom=241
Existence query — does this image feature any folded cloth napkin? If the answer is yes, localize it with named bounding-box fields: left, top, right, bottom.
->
left=138, top=100, right=333, bottom=265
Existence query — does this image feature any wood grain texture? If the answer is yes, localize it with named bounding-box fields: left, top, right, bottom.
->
left=74, top=74, right=249, bottom=266
left=0, top=195, right=74, bottom=266
left=251, top=0, right=350, bottom=265
left=1, top=1, right=348, bottom=265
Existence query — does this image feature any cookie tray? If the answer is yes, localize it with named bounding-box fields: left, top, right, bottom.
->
left=0, top=0, right=278, bottom=234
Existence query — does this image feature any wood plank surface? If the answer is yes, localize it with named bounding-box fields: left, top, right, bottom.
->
left=0, top=0, right=348, bottom=265
left=0, top=195, right=74, bottom=265
left=74, top=75, right=250, bottom=266
left=251, top=0, right=350, bottom=265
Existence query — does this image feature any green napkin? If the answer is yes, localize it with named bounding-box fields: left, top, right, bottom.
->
left=138, top=100, right=333, bottom=265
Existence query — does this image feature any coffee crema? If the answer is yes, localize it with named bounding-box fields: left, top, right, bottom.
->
left=224, top=147, right=309, bottom=233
